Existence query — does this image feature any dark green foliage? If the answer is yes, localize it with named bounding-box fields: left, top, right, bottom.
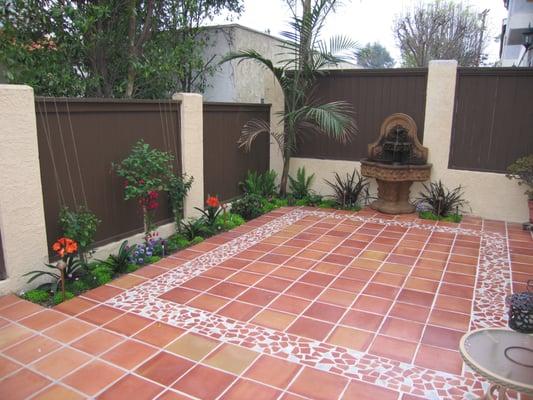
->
left=89, top=263, right=114, bottom=286
left=415, top=181, right=468, bottom=217
left=240, top=170, right=278, bottom=198
left=53, top=291, right=74, bottom=305
left=289, top=167, right=315, bottom=199
left=100, top=241, right=134, bottom=274
left=23, top=289, right=51, bottom=304
left=24, top=256, right=87, bottom=293
left=169, top=174, right=194, bottom=225
left=59, top=206, right=100, bottom=260
left=324, top=170, right=369, bottom=209
left=304, top=193, right=323, bottom=206
left=419, top=211, right=462, bottom=223
left=506, top=155, right=533, bottom=199
left=231, top=194, right=265, bottom=220
left=179, top=218, right=212, bottom=241
left=318, top=199, right=338, bottom=209
left=262, top=198, right=289, bottom=213
left=213, top=213, right=245, bottom=231
left=68, top=279, right=90, bottom=293
left=190, top=236, right=204, bottom=245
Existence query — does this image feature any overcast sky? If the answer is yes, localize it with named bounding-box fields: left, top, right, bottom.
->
left=210, top=0, right=508, bottom=65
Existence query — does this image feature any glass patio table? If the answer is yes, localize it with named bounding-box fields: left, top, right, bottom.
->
left=459, top=328, right=533, bottom=400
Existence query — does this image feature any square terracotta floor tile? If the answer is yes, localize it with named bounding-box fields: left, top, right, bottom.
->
left=428, top=309, right=471, bottom=331
left=109, top=274, right=147, bottom=289
left=97, top=374, right=163, bottom=400
left=397, top=289, right=434, bottom=307
left=287, top=316, right=334, bottom=341
left=244, top=354, right=301, bottom=389
left=104, top=313, right=152, bottom=336
left=131, top=265, right=167, bottom=279
left=227, top=271, right=263, bottom=285
left=160, top=287, right=200, bottom=304
left=0, top=368, right=51, bottom=400
left=326, top=326, right=374, bottom=351
left=330, top=277, right=366, bottom=293
left=289, top=366, right=348, bottom=400
left=369, top=335, right=417, bottom=363
left=209, top=282, right=248, bottom=298
left=434, top=294, right=472, bottom=314
left=32, top=384, right=85, bottom=400
left=82, top=285, right=124, bottom=302
left=372, top=272, right=406, bottom=287
left=285, top=282, right=323, bottom=300
left=218, top=301, right=262, bottom=321
left=237, top=288, right=277, bottom=306
left=18, top=309, right=67, bottom=331
left=421, top=325, right=464, bottom=350
left=379, top=317, right=424, bottom=342
left=415, top=344, right=464, bottom=375
left=438, top=283, right=473, bottom=299
left=317, top=288, right=357, bottom=307
left=0, top=355, right=20, bottom=378
left=135, top=352, right=194, bottom=385
left=313, top=262, right=344, bottom=275
left=410, top=267, right=443, bottom=281
left=388, top=302, right=430, bottom=323
left=342, top=380, right=399, bottom=400
left=201, top=266, right=235, bottom=280
left=341, top=309, right=383, bottom=331
left=221, top=379, right=281, bottom=400
left=352, top=295, right=392, bottom=315
left=0, top=300, right=42, bottom=321
left=0, top=324, right=33, bottom=350
left=187, top=293, right=229, bottom=312
left=0, top=294, right=21, bottom=310
left=157, top=390, right=195, bottom=400
left=269, top=295, right=310, bottom=315
left=173, top=364, right=236, bottom=400
left=33, top=347, right=91, bottom=379
left=203, top=343, right=258, bottom=374
left=303, top=302, right=345, bottom=323
left=363, top=283, right=399, bottom=300
left=182, top=276, right=219, bottom=291
left=404, top=277, right=440, bottom=293
left=77, top=305, right=124, bottom=326
left=134, top=322, right=184, bottom=347
left=43, top=318, right=95, bottom=343
left=166, top=332, right=219, bottom=361
left=62, top=360, right=124, bottom=396
left=299, top=271, right=335, bottom=287
left=255, top=276, right=293, bottom=292
left=251, top=309, right=296, bottom=330
left=53, top=296, right=98, bottom=316
left=101, top=339, right=158, bottom=369
left=72, top=329, right=124, bottom=356
left=271, top=266, right=306, bottom=280
left=4, top=335, right=61, bottom=364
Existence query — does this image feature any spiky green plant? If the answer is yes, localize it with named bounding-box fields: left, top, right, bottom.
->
left=222, top=0, right=357, bottom=196
left=289, top=167, right=315, bottom=199
left=239, top=170, right=278, bottom=198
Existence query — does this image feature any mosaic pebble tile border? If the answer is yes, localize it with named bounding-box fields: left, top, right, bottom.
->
left=106, top=208, right=515, bottom=400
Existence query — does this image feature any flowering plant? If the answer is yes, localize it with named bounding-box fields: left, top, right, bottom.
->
left=129, top=234, right=166, bottom=266
left=195, top=195, right=225, bottom=226
left=52, top=237, right=78, bottom=258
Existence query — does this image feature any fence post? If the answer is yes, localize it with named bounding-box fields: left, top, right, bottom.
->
left=172, top=93, right=204, bottom=219
left=0, top=85, right=49, bottom=295
left=422, top=60, right=458, bottom=176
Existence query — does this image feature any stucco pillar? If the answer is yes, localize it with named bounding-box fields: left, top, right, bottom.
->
left=264, top=75, right=284, bottom=181
left=0, top=85, right=49, bottom=295
left=422, top=60, right=458, bottom=176
left=172, top=93, right=204, bottom=219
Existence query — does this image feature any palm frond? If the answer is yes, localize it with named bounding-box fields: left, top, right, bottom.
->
left=296, top=101, right=357, bottom=143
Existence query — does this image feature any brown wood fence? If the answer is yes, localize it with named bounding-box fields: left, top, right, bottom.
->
left=35, top=98, right=181, bottom=253
left=449, top=68, right=533, bottom=173
left=203, top=103, right=271, bottom=201
left=294, top=69, right=428, bottom=161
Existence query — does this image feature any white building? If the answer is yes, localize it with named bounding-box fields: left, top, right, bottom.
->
left=500, top=0, right=533, bottom=66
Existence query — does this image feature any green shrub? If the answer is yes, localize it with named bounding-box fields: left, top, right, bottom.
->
left=318, top=199, right=337, bottom=209
left=305, top=193, right=323, bottom=206
left=89, top=263, right=113, bottom=286
left=506, top=154, right=533, bottom=199
left=59, top=206, right=100, bottom=261
left=179, top=218, right=211, bottom=241
left=415, top=181, right=468, bottom=217
left=324, top=170, right=369, bottom=209
left=214, top=212, right=245, bottom=231
left=191, top=236, right=204, bottom=245
left=262, top=197, right=288, bottom=213
left=231, top=194, right=264, bottom=220
left=419, top=211, right=462, bottom=223
left=168, top=174, right=194, bottom=225
left=289, top=167, right=315, bottom=199
left=53, top=291, right=74, bottom=305
left=23, top=289, right=50, bottom=304
left=126, top=264, right=139, bottom=273
left=100, top=240, right=134, bottom=274
left=240, top=170, right=278, bottom=198
left=68, top=279, right=90, bottom=294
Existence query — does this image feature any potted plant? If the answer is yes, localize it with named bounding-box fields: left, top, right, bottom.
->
left=506, top=154, right=533, bottom=223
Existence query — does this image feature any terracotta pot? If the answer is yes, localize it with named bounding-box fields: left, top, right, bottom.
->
left=529, top=199, right=533, bottom=223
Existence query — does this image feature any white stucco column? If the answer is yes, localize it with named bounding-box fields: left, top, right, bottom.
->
left=0, top=85, right=49, bottom=295
left=172, top=93, right=204, bottom=219
left=264, top=75, right=284, bottom=180
left=423, top=60, right=458, bottom=174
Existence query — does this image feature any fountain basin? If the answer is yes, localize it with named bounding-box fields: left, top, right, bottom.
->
left=361, top=160, right=431, bottom=214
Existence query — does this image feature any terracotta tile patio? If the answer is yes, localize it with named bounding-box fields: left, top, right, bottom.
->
left=0, top=207, right=532, bottom=399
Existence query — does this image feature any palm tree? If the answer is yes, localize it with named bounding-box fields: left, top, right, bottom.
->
left=222, top=0, right=358, bottom=196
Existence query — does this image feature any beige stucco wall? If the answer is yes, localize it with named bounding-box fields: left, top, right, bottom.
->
left=173, top=93, right=204, bottom=219
left=288, top=61, right=529, bottom=223
left=0, top=85, right=50, bottom=295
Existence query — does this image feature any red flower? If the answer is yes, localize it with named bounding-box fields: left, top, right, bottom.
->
left=52, top=237, right=78, bottom=258
left=206, top=196, right=220, bottom=208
